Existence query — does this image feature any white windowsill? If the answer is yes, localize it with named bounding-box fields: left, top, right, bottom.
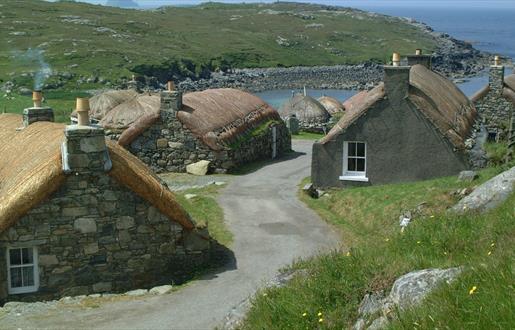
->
left=339, top=175, right=369, bottom=182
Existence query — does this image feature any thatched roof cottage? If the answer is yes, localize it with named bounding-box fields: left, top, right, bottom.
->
left=278, top=93, right=331, bottom=133
left=317, top=96, right=345, bottom=115
left=471, top=56, right=515, bottom=140
left=0, top=103, right=211, bottom=303
left=312, top=52, right=477, bottom=188
left=78, top=87, right=291, bottom=174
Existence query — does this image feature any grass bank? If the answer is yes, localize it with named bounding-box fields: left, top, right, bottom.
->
left=291, top=131, right=326, bottom=141
left=242, top=165, right=514, bottom=329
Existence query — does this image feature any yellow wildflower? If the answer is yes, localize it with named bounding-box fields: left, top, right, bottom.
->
left=469, top=286, right=477, bottom=295
left=385, top=238, right=390, bottom=242
left=490, top=242, right=495, bottom=247
left=346, top=251, right=351, bottom=257
left=318, top=318, right=324, bottom=323
left=302, top=312, right=307, bottom=317
left=317, top=312, right=323, bottom=317
left=263, top=293, right=267, bottom=297
left=417, top=241, right=421, bottom=244
left=488, top=251, right=492, bottom=256
left=430, top=215, right=435, bottom=218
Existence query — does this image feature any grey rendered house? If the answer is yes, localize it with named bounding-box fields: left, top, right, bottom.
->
left=311, top=53, right=477, bottom=188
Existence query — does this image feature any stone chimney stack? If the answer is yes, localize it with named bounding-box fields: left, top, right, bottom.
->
left=127, top=74, right=140, bottom=92
left=160, top=81, right=183, bottom=116
left=384, top=52, right=411, bottom=103
left=489, top=55, right=504, bottom=96
left=62, top=98, right=112, bottom=174
left=23, top=90, right=54, bottom=127
left=406, top=49, right=432, bottom=70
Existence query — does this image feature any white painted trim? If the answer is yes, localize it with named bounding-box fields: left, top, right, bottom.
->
left=6, top=246, right=39, bottom=294
left=343, top=141, right=367, bottom=178
left=339, top=175, right=369, bottom=182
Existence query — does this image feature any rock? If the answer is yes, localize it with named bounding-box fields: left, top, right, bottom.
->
left=458, top=170, right=478, bottom=182
left=116, top=216, right=135, bottom=230
left=358, top=292, right=385, bottom=316
left=185, top=194, right=197, bottom=200
left=214, top=181, right=226, bottom=186
left=149, top=285, right=174, bottom=295
left=352, top=318, right=366, bottom=330
left=125, top=289, right=148, bottom=296
left=168, top=142, right=184, bottom=149
left=92, top=282, right=112, bottom=293
left=39, top=254, right=59, bottom=266
left=156, top=138, right=168, bottom=149
left=389, top=267, right=462, bottom=310
left=186, top=160, right=210, bottom=176
left=302, top=183, right=317, bottom=198
left=73, top=217, right=97, bottom=233
left=367, top=316, right=388, bottom=330
left=451, top=166, right=515, bottom=213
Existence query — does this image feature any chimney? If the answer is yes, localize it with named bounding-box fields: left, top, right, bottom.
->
left=406, top=49, right=432, bottom=69
left=160, top=81, right=182, bottom=117
left=61, top=98, right=112, bottom=174
left=384, top=52, right=411, bottom=103
left=127, top=74, right=140, bottom=92
left=22, top=90, right=55, bottom=127
left=489, top=55, right=504, bottom=95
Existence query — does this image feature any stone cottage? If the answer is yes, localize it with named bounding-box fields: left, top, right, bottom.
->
left=278, top=92, right=331, bottom=133
left=0, top=101, right=211, bottom=303
left=311, top=52, right=477, bottom=188
left=317, top=96, right=344, bottom=115
left=77, top=86, right=291, bottom=174
left=471, top=55, right=515, bottom=140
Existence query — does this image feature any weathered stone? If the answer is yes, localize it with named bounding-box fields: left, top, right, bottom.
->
left=74, top=218, right=97, bottom=233
left=84, top=242, right=99, bottom=255
left=352, top=318, right=366, bottom=330
left=125, top=289, right=148, bottom=296
left=186, top=160, right=210, bottom=176
left=358, top=292, right=385, bottom=316
left=116, top=216, right=135, bottom=230
left=39, top=255, right=59, bottom=266
left=118, top=230, right=131, bottom=243
left=149, top=285, right=173, bottom=295
left=92, top=282, right=112, bottom=293
left=64, top=207, right=89, bottom=218
left=159, top=242, right=175, bottom=254
left=458, top=170, right=478, bottom=182
left=367, top=316, right=388, bottom=330
left=52, top=266, right=73, bottom=274
left=156, top=138, right=168, bottom=149
left=80, top=135, right=106, bottom=153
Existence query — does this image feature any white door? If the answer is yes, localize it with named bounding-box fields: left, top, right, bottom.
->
left=272, top=126, right=277, bottom=159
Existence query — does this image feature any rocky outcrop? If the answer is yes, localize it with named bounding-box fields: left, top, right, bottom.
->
left=451, top=166, right=515, bottom=214
left=354, top=267, right=462, bottom=330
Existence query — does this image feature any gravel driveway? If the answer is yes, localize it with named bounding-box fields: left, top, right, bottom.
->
left=1, top=140, right=340, bottom=329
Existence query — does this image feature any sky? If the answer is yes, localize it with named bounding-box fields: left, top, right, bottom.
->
left=47, top=1, right=515, bottom=10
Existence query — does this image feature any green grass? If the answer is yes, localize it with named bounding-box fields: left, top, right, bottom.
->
left=483, top=141, right=509, bottom=166
left=175, top=183, right=233, bottom=246
left=242, top=165, right=514, bottom=329
left=0, top=0, right=436, bottom=92
left=291, top=131, right=326, bottom=140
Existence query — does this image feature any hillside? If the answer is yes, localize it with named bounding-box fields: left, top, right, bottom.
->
left=0, top=0, right=436, bottom=90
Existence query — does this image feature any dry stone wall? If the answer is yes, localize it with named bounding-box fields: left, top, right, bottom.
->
left=0, top=173, right=210, bottom=304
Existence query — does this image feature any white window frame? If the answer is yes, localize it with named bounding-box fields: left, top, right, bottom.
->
left=6, top=246, right=39, bottom=294
left=339, top=141, right=369, bottom=182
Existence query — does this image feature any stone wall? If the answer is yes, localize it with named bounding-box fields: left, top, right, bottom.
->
left=474, top=66, right=515, bottom=137
left=126, top=92, right=292, bottom=173
left=0, top=173, right=210, bottom=304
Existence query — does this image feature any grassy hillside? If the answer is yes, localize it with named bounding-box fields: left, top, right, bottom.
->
left=0, top=0, right=436, bottom=91
left=242, top=165, right=514, bottom=329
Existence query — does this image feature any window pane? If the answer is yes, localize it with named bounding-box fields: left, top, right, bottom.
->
left=357, top=143, right=365, bottom=157
left=348, top=158, right=356, bottom=171
left=22, top=266, right=35, bottom=286
left=357, top=158, right=366, bottom=172
left=348, top=142, right=356, bottom=156
left=22, top=248, right=33, bottom=264
left=10, top=267, right=22, bottom=288
left=10, top=249, right=21, bottom=265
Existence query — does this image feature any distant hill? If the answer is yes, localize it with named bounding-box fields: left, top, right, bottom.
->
left=105, top=0, right=139, bottom=8
left=0, top=0, right=436, bottom=89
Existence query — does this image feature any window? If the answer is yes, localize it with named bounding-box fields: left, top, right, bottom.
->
left=6, top=247, right=39, bottom=294
left=340, top=141, right=368, bottom=182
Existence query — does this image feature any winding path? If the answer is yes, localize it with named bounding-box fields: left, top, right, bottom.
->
left=3, top=140, right=340, bottom=329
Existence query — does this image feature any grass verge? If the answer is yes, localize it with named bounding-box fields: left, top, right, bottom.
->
left=241, top=165, right=514, bottom=329
left=291, top=131, right=326, bottom=141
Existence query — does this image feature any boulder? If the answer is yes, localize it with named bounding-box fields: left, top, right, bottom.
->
left=458, top=170, right=478, bottom=182
left=186, top=160, right=211, bottom=176
left=149, top=285, right=174, bottom=295
left=451, top=166, right=515, bottom=213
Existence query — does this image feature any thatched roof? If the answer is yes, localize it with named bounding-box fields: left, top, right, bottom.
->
left=321, top=65, right=477, bottom=150
left=0, top=114, right=195, bottom=233
left=471, top=73, right=515, bottom=104
left=90, top=90, right=139, bottom=121
left=317, top=96, right=344, bottom=115
left=84, top=88, right=280, bottom=151
left=278, top=93, right=330, bottom=123
left=342, top=91, right=369, bottom=112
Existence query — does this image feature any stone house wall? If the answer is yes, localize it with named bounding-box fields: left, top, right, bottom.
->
left=124, top=92, right=292, bottom=173
left=0, top=173, right=210, bottom=304
left=474, top=66, right=515, bottom=137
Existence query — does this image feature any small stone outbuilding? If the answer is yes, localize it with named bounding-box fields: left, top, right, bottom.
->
left=471, top=57, right=515, bottom=140
left=312, top=54, right=477, bottom=188
left=0, top=111, right=211, bottom=303
left=278, top=93, right=331, bottom=133
left=79, top=88, right=291, bottom=174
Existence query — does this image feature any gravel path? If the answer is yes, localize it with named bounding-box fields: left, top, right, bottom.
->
left=0, top=140, right=340, bottom=329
